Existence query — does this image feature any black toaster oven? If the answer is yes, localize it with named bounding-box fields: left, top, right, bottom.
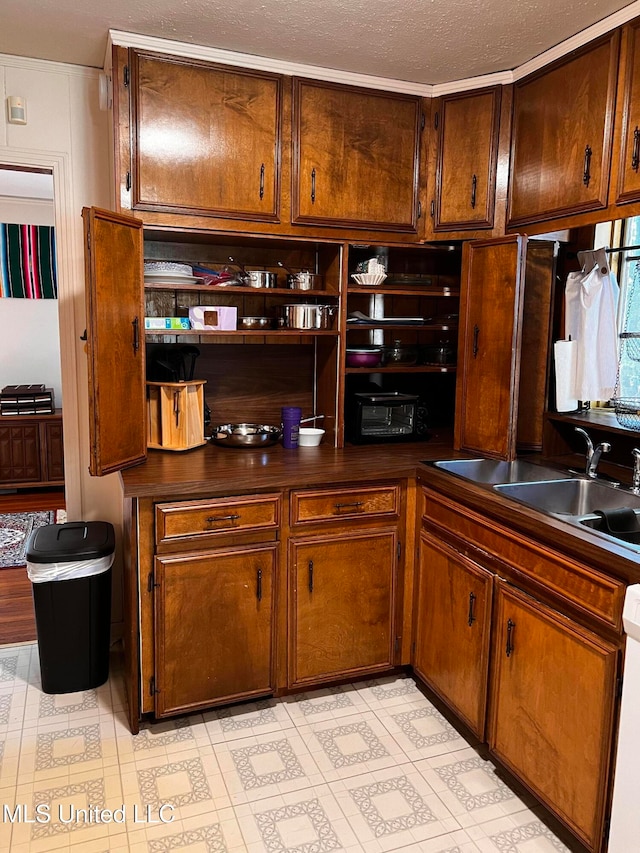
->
left=347, top=391, right=420, bottom=443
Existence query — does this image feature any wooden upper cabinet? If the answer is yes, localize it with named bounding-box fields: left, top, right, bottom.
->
left=432, top=87, right=501, bottom=231
left=130, top=51, right=282, bottom=222
left=454, top=235, right=527, bottom=460
left=82, top=207, right=146, bottom=476
left=613, top=19, right=640, bottom=205
left=292, top=79, right=421, bottom=231
left=507, top=32, right=620, bottom=227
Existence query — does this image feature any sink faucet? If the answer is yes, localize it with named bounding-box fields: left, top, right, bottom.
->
left=574, top=427, right=611, bottom=478
left=632, top=449, right=640, bottom=495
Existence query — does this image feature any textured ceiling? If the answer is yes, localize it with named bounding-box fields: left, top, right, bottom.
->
left=0, top=0, right=637, bottom=84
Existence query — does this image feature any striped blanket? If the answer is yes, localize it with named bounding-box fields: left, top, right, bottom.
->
left=0, top=223, right=57, bottom=299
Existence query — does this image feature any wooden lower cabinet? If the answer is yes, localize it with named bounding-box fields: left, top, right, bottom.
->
left=413, top=530, right=492, bottom=738
left=153, top=543, right=276, bottom=717
left=489, top=581, right=618, bottom=851
left=0, top=411, right=64, bottom=488
left=289, top=529, right=397, bottom=686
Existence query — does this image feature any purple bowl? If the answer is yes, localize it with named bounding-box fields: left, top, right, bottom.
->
left=346, top=350, right=382, bottom=367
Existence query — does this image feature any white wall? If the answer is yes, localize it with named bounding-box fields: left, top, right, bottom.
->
left=0, top=195, right=62, bottom=406
left=0, top=53, right=124, bottom=633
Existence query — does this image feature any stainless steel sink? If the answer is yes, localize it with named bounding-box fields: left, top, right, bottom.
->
left=431, top=458, right=569, bottom=485
left=494, top=478, right=640, bottom=517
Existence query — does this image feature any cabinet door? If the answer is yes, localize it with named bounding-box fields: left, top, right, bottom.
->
left=433, top=87, right=501, bottom=231
left=154, top=544, right=276, bottom=717
left=293, top=79, right=421, bottom=231
left=489, top=582, right=619, bottom=850
left=413, top=531, right=492, bottom=738
left=614, top=20, right=640, bottom=205
left=0, top=422, right=40, bottom=483
left=454, top=235, right=527, bottom=460
left=507, top=32, right=619, bottom=227
left=82, top=207, right=146, bottom=476
left=43, top=419, right=64, bottom=482
left=289, top=529, right=396, bottom=685
left=132, top=52, right=281, bottom=222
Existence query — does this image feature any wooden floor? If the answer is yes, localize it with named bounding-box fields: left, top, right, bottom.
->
left=0, top=488, right=65, bottom=645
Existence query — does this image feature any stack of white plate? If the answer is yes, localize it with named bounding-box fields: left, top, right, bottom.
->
left=144, top=261, right=200, bottom=285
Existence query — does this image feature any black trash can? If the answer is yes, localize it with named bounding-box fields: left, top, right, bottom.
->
left=26, top=521, right=115, bottom=694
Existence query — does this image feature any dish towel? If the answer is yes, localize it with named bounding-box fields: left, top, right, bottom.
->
left=565, top=263, right=619, bottom=402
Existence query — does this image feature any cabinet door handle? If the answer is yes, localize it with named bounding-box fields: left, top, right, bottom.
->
left=132, top=317, right=140, bottom=353
left=308, top=559, right=314, bottom=593
left=471, top=174, right=477, bottom=209
left=311, top=168, right=316, bottom=203
left=259, top=163, right=265, bottom=200
left=256, top=568, right=263, bottom=602
left=582, top=144, right=592, bottom=186
left=505, top=618, right=515, bottom=657
left=205, top=513, right=241, bottom=524
left=472, top=324, right=480, bottom=358
left=467, top=592, right=476, bottom=626
left=632, top=127, right=640, bottom=172
left=334, top=501, right=364, bottom=512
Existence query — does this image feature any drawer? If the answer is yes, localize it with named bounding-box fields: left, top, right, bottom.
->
left=156, top=493, right=281, bottom=547
left=421, top=486, right=625, bottom=631
left=291, top=483, right=400, bottom=526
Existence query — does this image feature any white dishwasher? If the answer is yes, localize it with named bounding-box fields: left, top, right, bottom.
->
left=607, top=583, right=640, bottom=852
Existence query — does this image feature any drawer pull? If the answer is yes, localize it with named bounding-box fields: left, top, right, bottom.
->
left=206, top=513, right=241, bottom=524
left=506, top=618, right=516, bottom=657
left=311, top=168, right=316, bottom=203
left=334, top=501, right=364, bottom=512
left=259, top=163, right=265, bottom=200
left=308, top=559, right=314, bottom=593
left=470, top=173, right=477, bottom=209
left=468, top=591, right=476, bottom=626
left=256, top=568, right=262, bottom=602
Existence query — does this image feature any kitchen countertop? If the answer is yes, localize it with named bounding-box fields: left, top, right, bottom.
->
left=118, top=434, right=459, bottom=499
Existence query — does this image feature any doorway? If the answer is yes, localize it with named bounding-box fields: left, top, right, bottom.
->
left=0, top=165, right=65, bottom=643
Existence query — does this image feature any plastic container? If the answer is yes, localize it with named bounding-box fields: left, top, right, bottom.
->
left=26, top=521, right=115, bottom=694
left=281, top=406, right=302, bottom=449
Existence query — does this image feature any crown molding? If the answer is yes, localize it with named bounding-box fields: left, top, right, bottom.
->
left=108, top=0, right=640, bottom=97
left=107, top=31, right=433, bottom=96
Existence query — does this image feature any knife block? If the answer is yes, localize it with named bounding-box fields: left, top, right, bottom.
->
left=147, top=380, right=207, bottom=451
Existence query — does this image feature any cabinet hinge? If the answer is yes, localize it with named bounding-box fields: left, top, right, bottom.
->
left=147, top=571, right=159, bottom=593
left=125, top=171, right=132, bottom=192
left=394, top=636, right=400, bottom=653
left=123, top=65, right=130, bottom=87
left=434, top=111, right=439, bottom=130
left=417, top=201, right=422, bottom=219
left=149, top=676, right=159, bottom=695
left=86, top=230, right=91, bottom=251
left=430, top=200, right=435, bottom=217
left=397, top=541, right=402, bottom=559
left=420, top=112, right=425, bottom=131
left=616, top=675, right=624, bottom=700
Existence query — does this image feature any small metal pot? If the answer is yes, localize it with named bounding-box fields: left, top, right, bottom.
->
left=278, top=304, right=336, bottom=330
left=286, top=272, right=323, bottom=291
left=246, top=270, right=278, bottom=289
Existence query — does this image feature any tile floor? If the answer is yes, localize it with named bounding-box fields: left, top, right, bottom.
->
left=0, top=642, right=580, bottom=853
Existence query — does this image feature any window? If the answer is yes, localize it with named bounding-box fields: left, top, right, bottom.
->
left=614, top=216, right=640, bottom=402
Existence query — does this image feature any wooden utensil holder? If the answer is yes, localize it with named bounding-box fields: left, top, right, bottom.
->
left=147, top=381, right=207, bottom=451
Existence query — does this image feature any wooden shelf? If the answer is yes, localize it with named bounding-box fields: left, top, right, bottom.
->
left=145, top=329, right=340, bottom=338
left=347, top=286, right=460, bottom=298
left=346, top=323, right=458, bottom=332
left=145, top=283, right=337, bottom=298
left=345, top=365, right=456, bottom=374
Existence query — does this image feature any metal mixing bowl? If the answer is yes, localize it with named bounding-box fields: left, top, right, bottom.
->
left=211, top=423, right=282, bottom=447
